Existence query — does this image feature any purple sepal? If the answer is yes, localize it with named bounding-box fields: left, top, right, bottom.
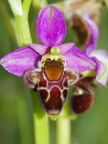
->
left=64, top=46, right=96, bottom=73
left=84, top=14, right=99, bottom=55
left=36, top=5, right=66, bottom=48
left=0, top=46, right=41, bottom=76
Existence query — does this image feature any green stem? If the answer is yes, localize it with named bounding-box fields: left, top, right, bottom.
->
left=31, top=90, right=49, bottom=144
left=56, top=86, right=78, bottom=144
left=22, top=0, right=32, bottom=16
left=57, top=100, right=71, bottom=144
left=7, top=0, right=32, bottom=46
left=15, top=0, right=32, bottom=46
left=15, top=15, right=32, bottom=46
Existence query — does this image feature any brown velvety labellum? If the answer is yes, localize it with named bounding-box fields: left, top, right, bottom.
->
left=38, top=87, right=65, bottom=115
left=37, top=76, right=68, bottom=115
left=24, top=58, right=79, bottom=116
left=36, top=58, right=69, bottom=115
left=63, top=89, right=68, bottom=99
left=71, top=75, right=95, bottom=114
left=71, top=91, right=94, bottom=114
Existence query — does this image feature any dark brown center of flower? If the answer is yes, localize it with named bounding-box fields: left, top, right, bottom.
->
left=71, top=75, right=95, bottom=114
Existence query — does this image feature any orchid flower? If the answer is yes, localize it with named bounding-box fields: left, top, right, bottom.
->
left=70, top=12, right=108, bottom=114
left=63, top=0, right=104, bottom=47
left=0, top=5, right=107, bottom=118
left=82, top=17, right=108, bottom=86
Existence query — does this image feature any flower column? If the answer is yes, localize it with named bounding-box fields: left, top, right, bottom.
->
left=7, top=0, right=32, bottom=46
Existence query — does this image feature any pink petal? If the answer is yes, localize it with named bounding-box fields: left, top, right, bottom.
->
left=58, top=43, right=75, bottom=54
left=36, top=5, right=66, bottom=48
left=0, top=46, right=41, bottom=76
left=30, top=44, right=48, bottom=55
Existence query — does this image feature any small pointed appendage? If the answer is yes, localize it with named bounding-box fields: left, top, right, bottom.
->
left=64, top=68, right=79, bottom=85
left=23, top=69, right=44, bottom=90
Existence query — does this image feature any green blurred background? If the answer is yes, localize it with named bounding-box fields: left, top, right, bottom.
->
left=0, top=0, right=108, bottom=144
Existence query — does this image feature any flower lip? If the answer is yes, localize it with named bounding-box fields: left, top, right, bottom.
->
left=36, top=5, right=67, bottom=48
